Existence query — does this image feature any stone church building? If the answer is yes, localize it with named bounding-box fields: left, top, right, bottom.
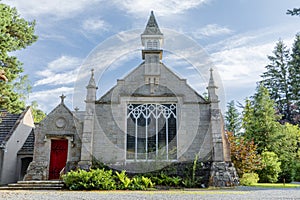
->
left=24, top=12, right=238, bottom=186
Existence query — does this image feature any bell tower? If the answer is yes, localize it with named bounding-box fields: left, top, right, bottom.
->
left=141, top=11, right=163, bottom=93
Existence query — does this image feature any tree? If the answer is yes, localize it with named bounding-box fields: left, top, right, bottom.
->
left=273, top=123, right=300, bottom=182
left=0, top=2, right=37, bottom=113
left=258, top=151, right=281, bottom=183
left=288, top=34, right=300, bottom=124
left=227, top=131, right=262, bottom=177
left=225, top=100, right=241, bottom=135
left=287, top=8, right=300, bottom=16
left=260, top=40, right=293, bottom=124
left=242, top=84, right=281, bottom=153
left=30, top=101, right=46, bottom=123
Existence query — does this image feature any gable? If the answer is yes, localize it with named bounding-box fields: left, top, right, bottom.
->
left=97, top=62, right=207, bottom=104
left=0, top=107, right=32, bottom=146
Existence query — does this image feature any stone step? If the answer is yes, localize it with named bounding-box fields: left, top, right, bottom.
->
left=0, top=180, right=65, bottom=190
left=8, top=183, right=64, bottom=188
left=0, top=186, right=63, bottom=190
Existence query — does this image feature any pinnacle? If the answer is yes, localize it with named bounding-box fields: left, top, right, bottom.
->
left=142, top=11, right=163, bottom=35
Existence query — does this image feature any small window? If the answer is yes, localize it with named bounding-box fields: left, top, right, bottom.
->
left=147, top=41, right=153, bottom=49
left=153, top=41, right=158, bottom=49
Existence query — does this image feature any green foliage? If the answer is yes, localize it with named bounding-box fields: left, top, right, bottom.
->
left=242, top=85, right=281, bottom=153
left=240, top=173, right=259, bottom=186
left=260, top=40, right=292, bottom=124
left=225, top=100, right=241, bottom=134
left=287, top=8, right=300, bottom=16
left=62, top=168, right=116, bottom=190
left=294, top=161, right=300, bottom=181
left=227, top=131, right=262, bottom=177
left=63, top=169, right=154, bottom=190
left=0, top=2, right=37, bottom=113
left=260, top=36, right=300, bottom=125
left=115, top=171, right=132, bottom=189
left=30, top=101, right=46, bottom=123
left=289, top=34, right=300, bottom=125
left=273, top=123, right=300, bottom=182
left=181, top=154, right=203, bottom=188
left=151, top=172, right=181, bottom=187
left=258, top=151, right=281, bottom=183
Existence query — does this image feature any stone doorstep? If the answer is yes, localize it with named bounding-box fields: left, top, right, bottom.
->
left=0, top=180, right=65, bottom=190
left=0, top=186, right=64, bottom=190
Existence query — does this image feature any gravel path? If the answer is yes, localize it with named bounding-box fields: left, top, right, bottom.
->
left=0, top=187, right=299, bottom=200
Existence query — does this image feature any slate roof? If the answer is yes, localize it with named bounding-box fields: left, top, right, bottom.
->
left=18, top=129, right=35, bottom=154
left=142, top=11, right=163, bottom=35
left=0, top=110, right=22, bottom=147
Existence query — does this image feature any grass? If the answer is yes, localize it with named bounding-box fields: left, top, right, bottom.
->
left=251, top=183, right=300, bottom=188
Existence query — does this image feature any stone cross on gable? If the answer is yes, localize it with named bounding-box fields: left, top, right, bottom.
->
left=60, top=94, right=66, bottom=104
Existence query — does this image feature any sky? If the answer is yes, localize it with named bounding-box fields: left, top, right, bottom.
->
left=2, top=0, right=300, bottom=113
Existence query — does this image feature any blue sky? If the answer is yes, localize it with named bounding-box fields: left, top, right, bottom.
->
left=2, top=0, right=300, bottom=113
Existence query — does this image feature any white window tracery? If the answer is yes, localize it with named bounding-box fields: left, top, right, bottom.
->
left=126, top=104, right=177, bottom=160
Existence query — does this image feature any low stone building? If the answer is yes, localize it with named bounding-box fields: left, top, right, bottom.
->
left=25, top=12, right=238, bottom=186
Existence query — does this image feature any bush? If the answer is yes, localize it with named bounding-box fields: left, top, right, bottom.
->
left=63, top=169, right=154, bottom=190
left=258, top=151, right=281, bottom=183
left=294, top=161, right=300, bottom=182
left=62, top=168, right=116, bottom=190
left=240, top=173, right=259, bottom=186
left=150, top=172, right=181, bottom=187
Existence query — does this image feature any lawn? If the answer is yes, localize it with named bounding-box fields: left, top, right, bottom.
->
left=251, top=183, right=300, bottom=188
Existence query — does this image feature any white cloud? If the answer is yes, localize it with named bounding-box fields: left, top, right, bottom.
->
left=82, top=18, right=109, bottom=33
left=2, top=0, right=101, bottom=19
left=192, top=24, right=233, bottom=39
left=34, top=56, right=82, bottom=86
left=205, top=28, right=296, bottom=103
left=112, top=0, right=209, bottom=17
left=29, top=87, right=74, bottom=113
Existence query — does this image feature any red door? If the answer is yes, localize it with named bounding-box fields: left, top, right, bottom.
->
left=49, top=139, right=68, bottom=180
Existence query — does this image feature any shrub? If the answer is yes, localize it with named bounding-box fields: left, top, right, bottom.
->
left=62, top=168, right=116, bottom=190
left=258, top=151, right=281, bottom=183
left=63, top=169, right=154, bottom=190
left=150, top=172, right=181, bottom=187
left=240, top=173, right=259, bottom=186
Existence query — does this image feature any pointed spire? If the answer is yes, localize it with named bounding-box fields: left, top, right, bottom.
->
left=208, top=68, right=218, bottom=89
left=142, top=11, right=163, bottom=35
left=207, top=68, right=219, bottom=104
left=87, top=69, right=97, bottom=89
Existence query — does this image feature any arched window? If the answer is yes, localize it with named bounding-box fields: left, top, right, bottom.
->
left=126, top=104, right=177, bottom=160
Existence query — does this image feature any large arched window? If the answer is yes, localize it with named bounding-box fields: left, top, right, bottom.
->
left=126, top=104, right=177, bottom=160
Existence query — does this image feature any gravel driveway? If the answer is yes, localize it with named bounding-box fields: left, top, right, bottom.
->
left=0, top=187, right=299, bottom=200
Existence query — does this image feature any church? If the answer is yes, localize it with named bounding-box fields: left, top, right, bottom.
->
left=24, top=12, right=238, bottom=187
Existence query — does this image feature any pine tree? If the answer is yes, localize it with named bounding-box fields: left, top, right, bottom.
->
left=260, top=40, right=292, bottom=123
left=225, top=100, right=241, bottom=135
left=287, top=8, right=300, bottom=16
left=289, top=34, right=300, bottom=124
left=0, top=3, right=37, bottom=113
left=242, top=84, right=281, bottom=153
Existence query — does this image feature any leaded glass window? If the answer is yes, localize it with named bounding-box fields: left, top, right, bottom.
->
left=126, top=104, right=177, bottom=160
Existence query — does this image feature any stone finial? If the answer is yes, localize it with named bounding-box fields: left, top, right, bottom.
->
left=60, top=94, right=66, bottom=104
left=208, top=68, right=217, bottom=89
left=87, top=69, right=97, bottom=89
